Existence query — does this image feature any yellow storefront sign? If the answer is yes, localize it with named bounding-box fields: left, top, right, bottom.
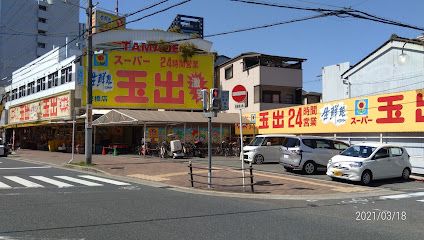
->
left=93, top=10, right=126, bottom=33
left=248, top=89, right=424, bottom=134
left=83, top=51, right=214, bottom=110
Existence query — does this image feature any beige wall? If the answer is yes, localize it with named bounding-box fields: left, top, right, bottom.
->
left=219, top=58, right=303, bottom=114
left=219, top=59, right=260, bottom=113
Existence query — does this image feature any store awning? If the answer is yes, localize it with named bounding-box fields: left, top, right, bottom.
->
left=2, top=120, right=51, bottom=129
left=92, top=109, right=250, bottom=126
left=78, top=109, right=112, bottom=119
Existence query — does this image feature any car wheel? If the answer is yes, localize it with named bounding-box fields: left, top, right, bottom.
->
left=284, top=166, right=293, bottom=172
left=253, top=154, right=264, bottom=164
left=302, top=161, right=316, bottom=175
left=361, top=170, right=372, bottom=186
left=401, top=168, right=411, bottom=181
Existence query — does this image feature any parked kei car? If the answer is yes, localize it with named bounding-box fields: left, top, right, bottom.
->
left=279, top=136, right=350, bottom=174
left=326, top=143, right=411, bottom=185
left=243, top=134, right=294, bottom=164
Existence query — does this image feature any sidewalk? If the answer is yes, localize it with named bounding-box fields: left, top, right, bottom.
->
left=7, top=149, right=387, bottom=197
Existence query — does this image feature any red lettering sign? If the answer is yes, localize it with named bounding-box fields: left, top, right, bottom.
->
left=50, top=97, right=58, bottom=117
left=42, top=99, right=50, bottom=118
left=416, top=93, right=424, bottom=122
left=154, top=71, right=184, bottom=104
left=272, top=110, right=284, bottom=128
left=258, top=112, right=269, bottom=129
left=115, top=70, right=148, bottom=103
left=376, top=95, right=405, bottom=124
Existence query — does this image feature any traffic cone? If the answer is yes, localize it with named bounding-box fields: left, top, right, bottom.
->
left=102, top=147, right=106, bottom=155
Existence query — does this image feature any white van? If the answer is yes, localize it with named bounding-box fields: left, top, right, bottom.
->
left=280, top=136, right=350, bottom=174
left=243, top=134, right=295, bottom=164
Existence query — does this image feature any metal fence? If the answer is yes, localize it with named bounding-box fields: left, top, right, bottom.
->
left=188, top=161, right=255, bottom=192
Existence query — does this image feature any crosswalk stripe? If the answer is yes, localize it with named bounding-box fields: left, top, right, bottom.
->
left=78, top=175, right=131, bottom=186
left=55, top=176, right=103, bottom=186
left=30, top=176, right=74, bottom=188
left=380, top=192, right=424, bottom=200
left=4, top=176, right=44, bottom=188
left=0, top=181, right=12, bottom=189
left=417, top=200, right=424, bottom=202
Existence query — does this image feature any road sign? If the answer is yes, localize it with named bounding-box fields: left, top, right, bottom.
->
left=235, top=102, right=245, bottom=109
left=221, top=90, right=229, bottom=111
left=232, top=85, right=247, bottom=103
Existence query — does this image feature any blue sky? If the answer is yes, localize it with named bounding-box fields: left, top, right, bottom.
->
left=81, top=0, right=424, bottom=93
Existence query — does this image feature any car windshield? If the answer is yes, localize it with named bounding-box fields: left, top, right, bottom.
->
left=282, top=137, right=300, bottom=148
left=340, top=145, right=376, bottom=158
left=249, top=137, right=265, bottom=146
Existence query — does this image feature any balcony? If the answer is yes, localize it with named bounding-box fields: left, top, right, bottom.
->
left=38, top=21, right=48, bottom=32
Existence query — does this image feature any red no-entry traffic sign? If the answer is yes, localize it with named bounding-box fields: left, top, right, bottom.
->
left=232, top=85, right=247, bottom=103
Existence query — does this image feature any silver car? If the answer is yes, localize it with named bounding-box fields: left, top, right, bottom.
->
left=280, top=136, right=349, bottom=175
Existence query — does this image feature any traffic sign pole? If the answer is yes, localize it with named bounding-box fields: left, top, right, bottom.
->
left=232, top=85, right=247, bottom=191
left=239, top=108, right=245, bottom=191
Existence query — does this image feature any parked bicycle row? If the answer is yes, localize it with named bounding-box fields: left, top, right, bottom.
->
left=137, top=139, right=242, bottom=159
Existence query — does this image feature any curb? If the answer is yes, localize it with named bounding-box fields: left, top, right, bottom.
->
left=64, top=164, right=110, bottom=175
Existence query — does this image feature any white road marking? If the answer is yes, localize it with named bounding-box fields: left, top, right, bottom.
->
left=78, top=175, right=131, bottom=186
left=380, top=192, right=424, bottom=200
left=0, top=181, right=12, bottom=189
left=416, top=199, right=424, bottom=203
left=30, top=176, right=74, bottom=188
left=55, top=176, right=103, bottom=186
left=0, top=166, right=51, bottom=170
left=4, top=176, right=44, bottom=188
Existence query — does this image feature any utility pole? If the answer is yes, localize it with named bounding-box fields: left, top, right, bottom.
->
left=85, top=0, right=93, bottom=165
left=115, top=0, right=119, bottom=15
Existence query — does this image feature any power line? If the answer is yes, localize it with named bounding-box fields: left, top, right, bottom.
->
left=230, top=0, right=424, bottom=31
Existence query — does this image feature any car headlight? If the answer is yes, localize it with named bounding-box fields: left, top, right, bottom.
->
left=349, top=162, right=363, bottom=168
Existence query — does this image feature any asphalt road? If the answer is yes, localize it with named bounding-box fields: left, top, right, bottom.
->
left=1, top=157, right=424, bottom=240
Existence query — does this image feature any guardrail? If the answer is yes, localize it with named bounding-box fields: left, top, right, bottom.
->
left=188, top=161, right=255, bottom=192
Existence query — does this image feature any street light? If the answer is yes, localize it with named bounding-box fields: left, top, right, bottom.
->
left=398, top=42, right=408, bottom=64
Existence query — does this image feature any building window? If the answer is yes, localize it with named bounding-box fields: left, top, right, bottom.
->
left=41, top=77, right=46, bottom=90
left=12, top=89, right=17, bottom=100
left=37, top=78, right=42, bottom=92
left=19, top=85, right=26, bottom=98
left=38, top=17, right=47, bottom=23
left=27, top=83, right=31, bottom=96
left=48, top=73, right=53, bottom=88
left=39, top=5, right=47, bottom=11
left=38, top=30, right=47, bottom=36
left=53, top=72, right=58, bottom=86
left=66, top=66, right=73, bottom=82
left=262, top=91, right=280, bottom=103
left=224, top=65, right=233, bottom=80
left=38, top=42, right=46, bottom=48
left=61, top=66, right=73, bottom=84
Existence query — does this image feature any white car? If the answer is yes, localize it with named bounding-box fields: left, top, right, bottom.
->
left=327, top=143, right=412, bottom=185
